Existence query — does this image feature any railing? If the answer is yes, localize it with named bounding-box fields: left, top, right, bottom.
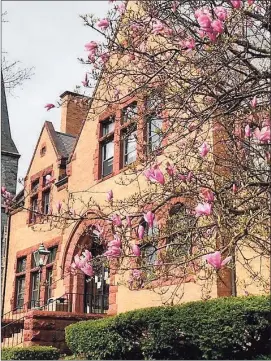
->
left=1, top=293, right=109, bottom=347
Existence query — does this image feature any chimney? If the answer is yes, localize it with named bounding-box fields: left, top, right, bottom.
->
left=59, top=91, right=91, bottom=137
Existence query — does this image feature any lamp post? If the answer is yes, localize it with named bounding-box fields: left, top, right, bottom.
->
left=32, top=243, right=50, bottom=308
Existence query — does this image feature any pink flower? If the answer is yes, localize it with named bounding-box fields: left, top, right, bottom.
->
left=152, top=20, right=165, bottom=35
left=214, top=7, right=227, bottom=21
left=1, top=186, right=6, bottom=194
left=104, top=246, right=121, bottom=258
left=93, top=225, right=105, bottom=239
left=116, top=3, right=125, bottom=14
left=197, top=14, right=212, bottom=31
left=178, top=171, right=193, bottom=183
left=44, top=103, right=55, bottom=111
left=247, top=0, right=254, bottom=5
left=81, top=264, right=94, bottom=277
left=126, top=216, right=132, bottom=227
left=232, top=184, right=238, bottom=193
left=100, top=52, right=110, bottom=63
left=165, top=162, right=175, bottom=176
left=250, top=96, right=257, bottom=108
left=138, top=225, right=145, bottom=240
left=97, top=18, right=109, bottom=30
left=182, top=38, right=196, bottom=51
left=144, top=211, right=155, bottom=228
left=231, top=0, right=242, bottom=9
left=111, top=214, right=122, bottom=227
left=254, top=126, right=271, bottom=142
left=144, top=165, right=165, bottom=185
left=56, top=201, right=62, bottom=213
left=172, top=1, right=178, bottom=12
left=82, top=249, right=92, bottom=262
left=85, top=41, right=98, bottom=55
left=199, top=142, right=210, bottom=157
left=195, top=202, right=212, bottom=216
left=200, top=188, right=214, bottom=202
left=107, top=190, right=113, bottom=202
left=211, top=19, right=224, bottom=34
left=108, top=235, right=121, bottom=248
left=204, top=251, right=232, bottom=269
left=82, top=73, right=89, bottom=87
left=195, top=8, right=211, bottom=19
left=244, top=124, right=252, bottom=137
left=132, top=244, right=141, bottom=257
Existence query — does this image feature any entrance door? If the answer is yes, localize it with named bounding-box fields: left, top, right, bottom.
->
left=84, top=265, right=109, bottom=314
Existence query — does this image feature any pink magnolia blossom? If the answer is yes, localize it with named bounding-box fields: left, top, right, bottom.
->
left=108, top=235, right=121, bottom=248
left=56, top=201, right=62, bottom=213
left=132, top=244, right=141, bottom=257
left=107, top=190, right=113, bottom=202
left=138, top=225, right=145, bottom=240
left=126, top=216, right=132, bottom=227
left=211, top=19, right=224, bottom=34
left=172, top=1, right=178, bottom=12
left=144, top=165, right=165, bottom=185
left=81, top=264, right=94, bottom=277
left=85, top=41, right=98, bottom=55
left=97, top=18, right=109, bottom=30
left=195, top=202, right=212, bottom=216
left=247, top=0, right=254, bottom=5
left=152, top=20, right=165, bottom=35
left=165, top=162, right=175, bottom=176
left=231, top=0, right=242, bottom=9
left=100, top=52, right=110, bottom=63
left=116, top=3, right=125, bottom=14
left=93, top=225, right=105, bottom=239
left=111, top=214, right=122, bottom=227
left=144, top=211, right=155, bottom=228
left=182, top=38, right=196, bottom=51
left=214, top=7, right=228, bottom=21
left=178, top=171, right=193, bottom=183
left=195, top=8, right=211, bottom=19
left=199, top=142, right=210, bottom=157
left=254, top=126, right=271, bottom=142
left=250, top=96, right=257, bottom=108
left=197, top=14, right=212, bottom=31
left=82, top=73, right=89, bottom=87
left=1, top=186, right=6, bottom=194
left=44, top=103, right=55, bottom=111
left=132, top=269, right=142, bottom=279
left=82, top=249, right=92, bottom=262
left=200, top=188, right=214, bottom=202
left=204, top=251, right=232, bottom=269
left=232, top=184, right=238, bottom=193
left=245, top=124, right=252, bottom=137
left=104, top=246, right=121, bottom=258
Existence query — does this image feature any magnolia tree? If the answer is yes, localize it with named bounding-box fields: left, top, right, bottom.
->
left=3, top=0, right=271, bottom=302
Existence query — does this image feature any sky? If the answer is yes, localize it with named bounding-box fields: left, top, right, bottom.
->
left=2, top=0, right=110, bottom=189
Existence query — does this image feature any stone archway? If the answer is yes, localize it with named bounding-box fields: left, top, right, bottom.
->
left=61, top=213, right=118, bottom=315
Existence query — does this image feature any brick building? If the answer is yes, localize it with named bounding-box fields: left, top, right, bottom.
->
left=1, top=2, right=269, bottom=352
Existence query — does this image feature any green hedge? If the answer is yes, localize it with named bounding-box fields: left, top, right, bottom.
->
left=1, top=346, right=60, bottom=360
left=66, top=296, right=271, bottom=360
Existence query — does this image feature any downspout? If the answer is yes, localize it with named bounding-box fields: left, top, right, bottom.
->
left=1, top=214, right=11, bottom=317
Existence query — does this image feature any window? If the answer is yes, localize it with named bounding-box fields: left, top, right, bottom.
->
left=100, top=117, right=115, bottom=177
left=42, top=191, right=50, bottom=215
left=101, top=140, right=114, bottom=177
left=30, top=272, right=40, bottom=308
left=47, top=246, right=57, bottom=264
left=148, top=115, right=163, bottom=152
left=17, top=257, right=26, bottom=273
left=122, top=102, right=138, bottom=124
left=16, top=277, right=25, bottom=309
left=122, top=127, right=137, bottom=166
left=166, top=203, right=194, bottom=259
left=42, top=173, right=51, bottom=187
left=142, top=244, right=158, bottom=266
left=30, top=196, right=38, bottom=223
left=31, top=179, right=39, bottom=193
left=101, top=117, right=115, bottom=136
left=40, top=146, right=46, bottom=157
left=45, top=268, right=53, bottom=303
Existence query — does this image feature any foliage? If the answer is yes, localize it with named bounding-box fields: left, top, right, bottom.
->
left=65, top=295, right=271, bottom=360
left=1, top=346, right=60, bottom=360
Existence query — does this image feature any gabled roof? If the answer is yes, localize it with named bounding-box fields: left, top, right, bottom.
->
left=25, top=121, right=76, bottom=178
left=1, top=72, right=20, bottom=157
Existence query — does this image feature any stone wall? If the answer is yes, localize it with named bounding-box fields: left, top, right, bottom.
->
left=23, top=310, right=105, bottom=353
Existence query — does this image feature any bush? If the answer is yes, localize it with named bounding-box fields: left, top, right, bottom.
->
left=65, top=295, right=271, bottom=360
left=1, top=346, right=60, bottom=360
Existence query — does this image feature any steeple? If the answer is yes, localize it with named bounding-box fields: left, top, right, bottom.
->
left=1, top=72, right=20, bottom=156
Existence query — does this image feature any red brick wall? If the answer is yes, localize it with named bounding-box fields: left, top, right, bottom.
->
left=23, top=310, right=105, bottom=353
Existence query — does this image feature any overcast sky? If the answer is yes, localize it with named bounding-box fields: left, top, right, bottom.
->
left=2, top=1, right=110, bottom=190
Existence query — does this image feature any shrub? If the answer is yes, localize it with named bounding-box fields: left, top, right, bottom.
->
left=65, top=295, right=271, bottom=360
left=1, top=346, right=60, bottom=360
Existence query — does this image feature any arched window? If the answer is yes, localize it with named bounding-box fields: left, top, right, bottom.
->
left=166, top=203, right=194, bottom=259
